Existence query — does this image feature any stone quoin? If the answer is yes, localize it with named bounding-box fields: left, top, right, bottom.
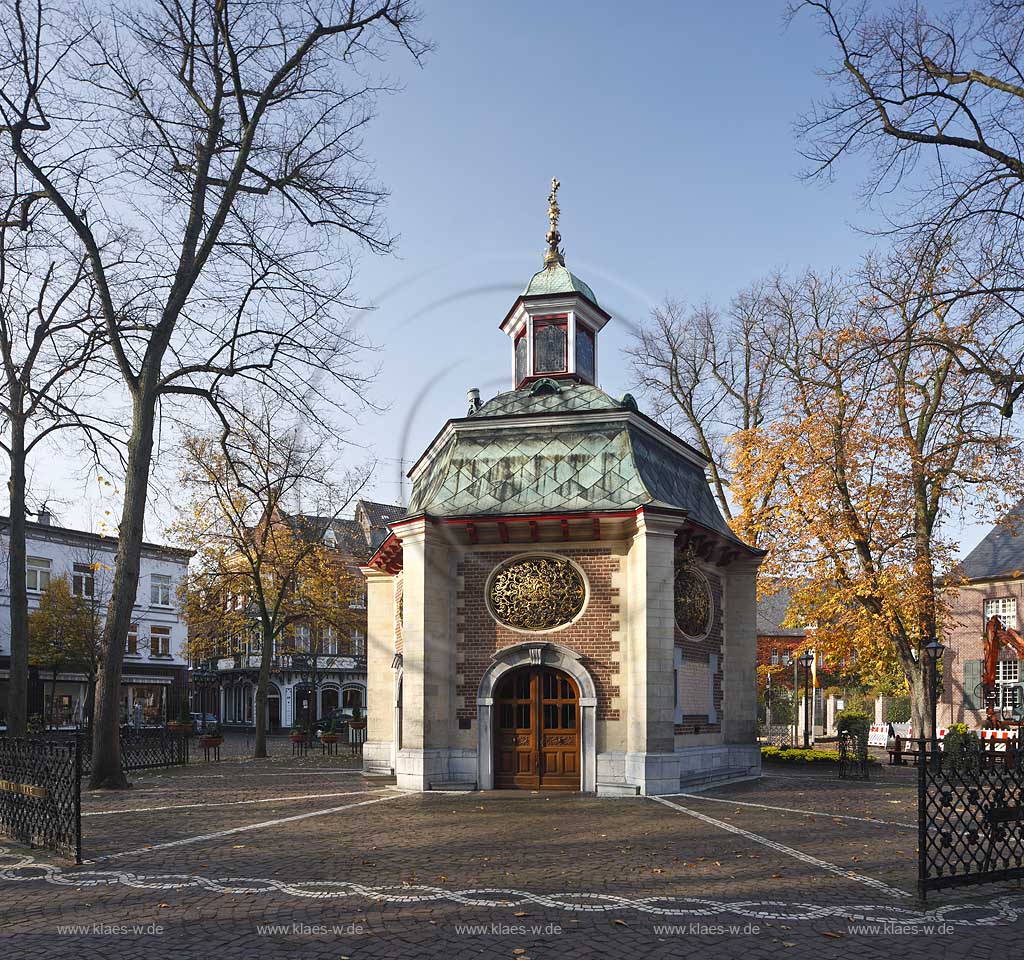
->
left=362, top=182, right=765, bottom=795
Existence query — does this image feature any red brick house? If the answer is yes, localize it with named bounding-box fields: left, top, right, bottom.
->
left=942, top=504, right=1024, bottom=728
left=756, top=589, right=807, bottom=676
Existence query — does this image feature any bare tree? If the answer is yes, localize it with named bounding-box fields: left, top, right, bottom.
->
left=626, top=281, right=788, bottom=541
left=0, top=0, right=426, bottom=785
left=793, top=0, right=1024, bottom=413
left=0, top=157, right=113, bottom=735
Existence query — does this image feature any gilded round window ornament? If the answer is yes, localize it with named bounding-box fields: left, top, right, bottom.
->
left=674, top=554, right=711, bottom=638
left=488, top=555, right=586, bottom=632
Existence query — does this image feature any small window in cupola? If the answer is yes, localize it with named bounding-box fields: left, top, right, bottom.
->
left=576, top=324, right=595, bottom=383
left=534, top=317, right=567, bottom=374
left=515, top=333, right=528, bottom=386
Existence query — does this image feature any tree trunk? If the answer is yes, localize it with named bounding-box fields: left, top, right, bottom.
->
left=49, top=667, right=59, bottom=728
left=253, top=624, right=273, bottom=759
left=85, top=669, right=96, bottom=737
left=6, top=415, right=28, bottom=736
left=90, top=389, right=158, bottom=789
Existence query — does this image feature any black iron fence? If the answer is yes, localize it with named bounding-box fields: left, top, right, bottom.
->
left=0, top=736, right=81, bottom=863
left=838, top=731, right=870, bottom=780
left=918, top=737, right=1024, bottom=899
left=79, top=727, right=189, bottom=775
left=759, top=724, right=795, bottom=748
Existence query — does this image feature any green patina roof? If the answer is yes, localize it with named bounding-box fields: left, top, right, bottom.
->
left=522, top=262, right=598, bottom=305
left=408, top=387, right=739, bottom=542
left=470, top=381, right=626, bottom=419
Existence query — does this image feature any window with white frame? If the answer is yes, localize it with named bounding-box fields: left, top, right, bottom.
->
left=984, top=597, right=1018, bottom=631
left=997, top=659, right=1022, bottom=712
left=781, top=651, right=791, bottom=667
left=322, top=625, right=338, bottom=656
left=26, top=556, right=51, bottom=593
left=125, top=623, right=138, bottom=655
left=770, top=648, right=779, bottom=666
left=351, top=630, right=365, bottom=657
left=150, top=625, right=171, bottom=657
left=294, top=623, right=310, bottom=652
left=150, top=574, right=172, bottom=607
left=72, top=562, right=95, bottom=598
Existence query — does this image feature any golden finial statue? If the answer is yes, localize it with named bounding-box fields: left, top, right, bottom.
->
left=544, top=177, right=564, bottom=267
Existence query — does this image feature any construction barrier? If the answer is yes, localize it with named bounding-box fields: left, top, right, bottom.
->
left=868, top=724, right=889, bottom=747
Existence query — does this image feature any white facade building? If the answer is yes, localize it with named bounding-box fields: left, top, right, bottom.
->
left=0, top=510, right=191, bottom=728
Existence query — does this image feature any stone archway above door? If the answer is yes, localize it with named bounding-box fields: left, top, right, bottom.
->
left=476, top=641, right=597, bottom=792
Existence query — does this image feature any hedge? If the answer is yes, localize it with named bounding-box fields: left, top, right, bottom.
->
left=760, top=745, right=880, bottom=765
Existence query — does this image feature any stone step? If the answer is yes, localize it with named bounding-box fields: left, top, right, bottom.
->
left=676, top=766, right=757, bottom=792
left=596, top=781, right=641, bottom=797
left=428, top=780, right=477, bottom=791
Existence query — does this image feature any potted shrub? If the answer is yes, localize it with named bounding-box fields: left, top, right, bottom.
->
left=168, top=699, right=191, bottom=733
left=321, top=719, right=339, bottom=745
left=290, top=724, right=309, bottom=743
left=348, top=705, right=366, bottom=730
left=199, top=723, right=223, bottom=748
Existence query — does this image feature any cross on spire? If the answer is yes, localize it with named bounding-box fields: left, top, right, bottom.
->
left=544, top=177, right=564, bottom=267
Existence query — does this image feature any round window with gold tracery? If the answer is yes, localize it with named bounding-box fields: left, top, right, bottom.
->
left=487, top=556, right=586, bottom=632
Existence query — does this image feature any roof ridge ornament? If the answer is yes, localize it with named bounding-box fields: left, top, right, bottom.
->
left=543, top=177, right=564, bottom=267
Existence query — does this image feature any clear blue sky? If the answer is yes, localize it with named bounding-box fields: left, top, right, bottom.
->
left=41, top=1, right=992, bottom=556
left=340, top=5, right=943, bottom=509
left=347, top=1, right=877, bottom=493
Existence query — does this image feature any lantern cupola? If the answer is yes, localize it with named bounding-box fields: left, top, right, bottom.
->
left=499, top=179, right=611, bottom=389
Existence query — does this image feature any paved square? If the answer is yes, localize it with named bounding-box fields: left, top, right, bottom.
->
left=2, top=748, right=1023, bottom=958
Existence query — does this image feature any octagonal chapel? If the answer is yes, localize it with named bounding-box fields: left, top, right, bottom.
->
left=362, top=183, right=764, bottom=795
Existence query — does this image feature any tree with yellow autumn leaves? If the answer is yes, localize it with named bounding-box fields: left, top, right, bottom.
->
left=634, top=237, right=1024, bottom=736
left=173, top=400, right=367, bottom=758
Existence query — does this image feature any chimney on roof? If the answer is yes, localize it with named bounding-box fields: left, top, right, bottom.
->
left=467, top=387, right=481, bottom=414
left=37, top=507, right=51, bottom=526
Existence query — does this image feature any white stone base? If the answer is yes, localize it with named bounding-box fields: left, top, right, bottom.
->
left=395, top=747, right=479, bottom=790
left=596, top=745, right=761, bottom=795
left=675, top=744, right=761, bottom=789
left=362, top=739, right=394, bottom=775
left=387, top=743, right=761, bottom=795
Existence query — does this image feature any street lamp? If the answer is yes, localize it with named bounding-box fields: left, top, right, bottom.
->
left=798, top=651, right=814, bottom=749
left=925, top=639, right=945, bottom=766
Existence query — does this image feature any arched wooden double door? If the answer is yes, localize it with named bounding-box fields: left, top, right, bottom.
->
left=494, top=666, right=580, bottom=790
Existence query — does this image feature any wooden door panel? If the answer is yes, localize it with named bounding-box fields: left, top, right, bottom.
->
left=493, top=666, right=580, bottom=790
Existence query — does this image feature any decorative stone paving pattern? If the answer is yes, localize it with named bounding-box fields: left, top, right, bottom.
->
left=0, top=846, right=1020, bottom=927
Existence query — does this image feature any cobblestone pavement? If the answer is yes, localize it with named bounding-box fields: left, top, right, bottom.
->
left=2, top=755, right=1022, bottom=958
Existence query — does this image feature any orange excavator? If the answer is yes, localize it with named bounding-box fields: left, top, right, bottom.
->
left=979, top=616, right=1024, bottom=728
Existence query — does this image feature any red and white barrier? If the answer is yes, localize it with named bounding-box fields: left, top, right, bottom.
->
left=868, top=724, right=889, bottom=747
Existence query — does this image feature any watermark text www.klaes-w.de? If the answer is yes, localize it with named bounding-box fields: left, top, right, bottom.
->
left=652, top=922, right=761, bottom=936
left=454, top=922, right=564, bottom=936
left=255, top=921, right=366, bottom=936
left=848, top=922, right=954, bottom=936
left=56, top=923, right=164, bottom=936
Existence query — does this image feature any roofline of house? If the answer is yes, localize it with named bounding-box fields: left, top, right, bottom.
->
left=0, top=515, right=193, bottom=561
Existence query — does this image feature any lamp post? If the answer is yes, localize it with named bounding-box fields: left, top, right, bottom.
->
left=925, top=639, right=945, bottom=766
left=798, top=651, right=814, bottom=749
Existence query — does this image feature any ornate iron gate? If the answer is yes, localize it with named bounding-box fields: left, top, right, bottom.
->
left=0, top=736, right=81, bottom=863
left=918, top=738, right=1024, bottom=898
